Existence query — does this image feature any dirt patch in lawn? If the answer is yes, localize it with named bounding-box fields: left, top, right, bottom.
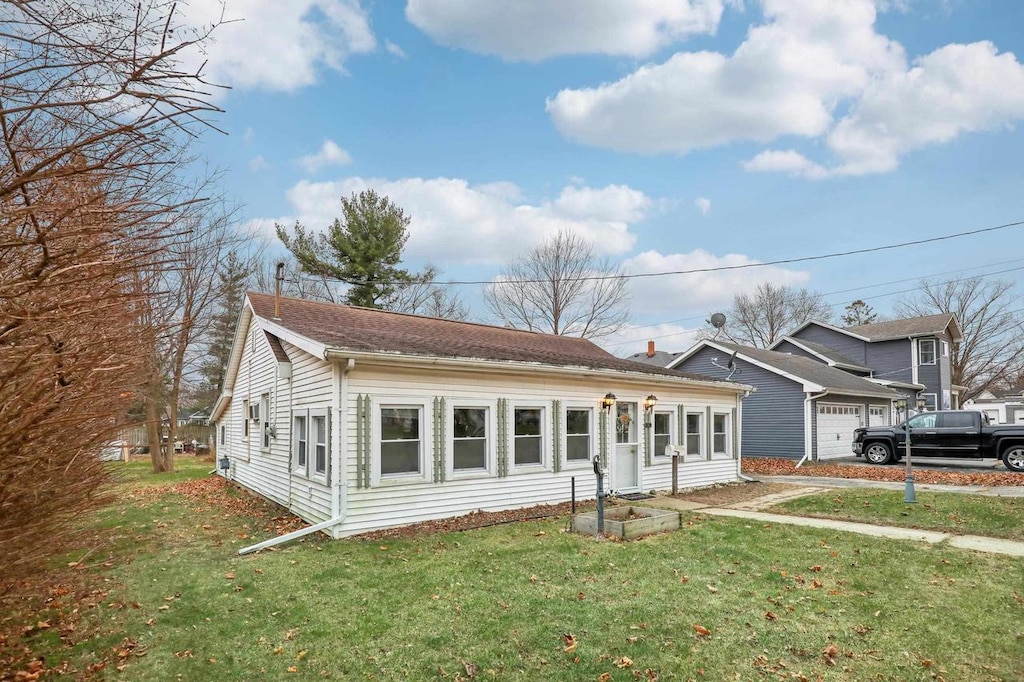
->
left=667, top=481, right=806, bottom=506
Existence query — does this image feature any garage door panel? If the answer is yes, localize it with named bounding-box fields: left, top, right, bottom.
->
left=817, top=403, right=861, bottom=460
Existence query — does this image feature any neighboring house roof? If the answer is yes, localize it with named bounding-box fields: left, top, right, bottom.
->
left=670, top=340, right=898, bottom=399
left=784, top=313, right=964, bottom=345
left=844, top=313, right=963, bottom=343
left=625, top=349, right=680, bottom=367
left=774, top=337, right=871, bottom=372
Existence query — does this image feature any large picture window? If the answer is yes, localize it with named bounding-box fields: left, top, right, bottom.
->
left=918, top=339, right=937, bottom=365
left=565, top=408, right=592, bottom=463
left=514, top=407, right=543, bottom=466
left=453, top=407, right=487, bottom=471
left=685, top=412, right=703, bottom=459
left=653, top=411, right=672, bottom=458
left=381, top=407, right=422, bottom=476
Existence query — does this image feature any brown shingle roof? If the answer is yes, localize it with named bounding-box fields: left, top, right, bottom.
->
left=844, top=313, right=958, bottom=341
left=248, top=292, right=723, bottom=383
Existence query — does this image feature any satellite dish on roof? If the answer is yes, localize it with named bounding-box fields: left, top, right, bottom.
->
left=709, top=312, right=726, bottom=329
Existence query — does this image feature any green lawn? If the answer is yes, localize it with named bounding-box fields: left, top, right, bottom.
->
left=769, top=488, right=1024, bottom=542
left=108, top=455, right=214, bottom=489
left=5, top=469, right=1024, bottom=681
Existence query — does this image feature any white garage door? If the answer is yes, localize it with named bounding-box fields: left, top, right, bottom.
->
left=816, top=403, right=862, bottom=460
left=868, top=405, right=889, bottom=427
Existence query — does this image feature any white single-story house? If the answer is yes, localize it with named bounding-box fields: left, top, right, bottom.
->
left=210, top=293, right=753, bottom=538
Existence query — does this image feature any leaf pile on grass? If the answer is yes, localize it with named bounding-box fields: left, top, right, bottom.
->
left=743, top=457, right=1024, bottom=486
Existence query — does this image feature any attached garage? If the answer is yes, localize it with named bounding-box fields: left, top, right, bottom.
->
left=816, top=404, right=862, bottom=460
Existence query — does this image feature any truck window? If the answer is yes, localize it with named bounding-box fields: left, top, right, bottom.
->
left=907, top=414, right=937, bottom=429
left=939, top=412, right=975, bottom=428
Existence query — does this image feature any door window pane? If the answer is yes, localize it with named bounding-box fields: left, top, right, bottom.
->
left=615, top=402, right=637, bottom=444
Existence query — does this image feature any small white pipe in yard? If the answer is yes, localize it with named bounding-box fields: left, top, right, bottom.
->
left=238, top=516, right=346, bottom=556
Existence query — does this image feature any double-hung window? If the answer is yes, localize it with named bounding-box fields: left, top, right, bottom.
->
left=453, top=407, right=488, bottom=472
left=685, top=412, right=704, bottom=460
left=260, top=394, right=271, bottom=451
left=513, top=407, right=543, bottom=467
left=565, top=408, right=592, bottom=465
left=292, top=413, right=307, bottom=473
left=918, top=339, right=937, bottom=365
left=712, top=413, right=730, bottom=457
left=291, top=408, right=329, bottom=481
left=380, top=406, right=423, bottom=477
left=242, top=400, right=250, bottom=438
left=653, top=411, right=672, bottom=458
left=312, top=411, right=328, bottom=477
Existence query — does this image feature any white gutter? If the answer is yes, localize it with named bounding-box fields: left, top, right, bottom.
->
left=322, top=349, right=753, bottom=395
left=239, top=516, right=346, bottom=555
left=796, top=390, right=829, bottom=468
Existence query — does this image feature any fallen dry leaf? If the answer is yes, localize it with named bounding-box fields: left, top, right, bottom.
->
left=692, top=624, right=711, bottom=637
left=615, top=656, right=633, bottom=669
left=563, top=633, right=578, bottom=653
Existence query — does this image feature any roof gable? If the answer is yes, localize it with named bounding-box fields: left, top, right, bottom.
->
left=672, top=340, right=896, bottom=398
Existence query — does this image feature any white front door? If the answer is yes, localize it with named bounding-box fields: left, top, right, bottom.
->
left=613, top=401, right=638, bottom=491
left=816, top=403, right=862, bottom=460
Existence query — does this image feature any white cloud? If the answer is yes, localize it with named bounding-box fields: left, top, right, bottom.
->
left=621, top=249, right=811, bottom=318
left=548, top=0, right=1024, bottom=175
left=249, top=155, right=269, bottom=172
left=694, top=197, right=712, bottom=215
left=406, top=0, right=725, bottom=61
left=385, top=40, right=408, bottom=59
left=180, top=0, right=376, bottom=92
left=298, top=140, right=354, bottom=173
left=255, top=177, right=653, bottom=265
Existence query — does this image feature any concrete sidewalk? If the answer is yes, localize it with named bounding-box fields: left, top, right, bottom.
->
left=644, top=482, right=1024, bottom=557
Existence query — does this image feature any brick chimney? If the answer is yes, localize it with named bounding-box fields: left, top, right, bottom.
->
left=647, top=340, right=656, bottom=357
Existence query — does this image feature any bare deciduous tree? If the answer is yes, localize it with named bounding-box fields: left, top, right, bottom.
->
left=1, top=0, right=222, bottom=583
left=895, top=276, right=1024, bottom=399
left=485, top=229, right=629, bottom=339
left=712, top=282, right=832, bottom=348
left=390, top=265, right=470, bottom=320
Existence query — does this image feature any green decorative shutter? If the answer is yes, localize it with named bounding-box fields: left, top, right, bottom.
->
left=706, top=406, right=713, bottom=459
left=677, top=405, right=685, bottom=446
left=552, top=400, right=562, bottom=473
left=731, top=407, right=738, bottom=459
left=497, top=398, right=508, bottom=477
left=432, top=397, right=447, bottom=483
left=598, top=409, right=608, bottom=469
left=356, top=394, right=371, bottom=488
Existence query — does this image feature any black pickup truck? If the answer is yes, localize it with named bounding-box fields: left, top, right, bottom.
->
left=852, top=410, right=1024, bottom=472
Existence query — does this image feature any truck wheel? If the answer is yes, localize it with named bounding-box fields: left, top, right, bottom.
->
left=1002, top=445, right=1024, bottom=472
left=864, top=442, right=893, bottom=465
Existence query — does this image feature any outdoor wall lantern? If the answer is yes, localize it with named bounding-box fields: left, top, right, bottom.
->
left=643, top=394, right=658, bottom=414
left=601, top=393, right=616, bottom=412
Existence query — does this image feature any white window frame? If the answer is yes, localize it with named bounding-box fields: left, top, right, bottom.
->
left=310, top=408, right=330, bottom=483
left=711, top=411, right=731, bottom=459
left=259, top=393, right=271, bottom=452
left=918, top=338, right=937, bottom=365
left=242, top=399, right=250, bottom=439
left=562, top=404, right=595, bottom=469
left=219, top=424, right=226, bottom=445
left=447, top=400, right=496, bottom=479
left=372, top=398, right=431, bottom=486
left=941, top=340, right=949, bottom=357
left=684, top=411, right=705, bottom=462
left=921, top=393, right=937, bottom=411
left=511, top=403, right=547, bottom=471
left=652, top=409, right=674, bottom=460
left=292, top=410, right=308, bottom=476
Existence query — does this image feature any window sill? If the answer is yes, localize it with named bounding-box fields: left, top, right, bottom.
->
left=562, top=459, right=593, bottom=469
left=375, top=474, right=431, bottom=487
left=448, top=469, right=495, bottom=481
left=710, top=452, right=733, bottom=461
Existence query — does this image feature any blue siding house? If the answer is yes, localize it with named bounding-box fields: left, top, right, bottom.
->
left=778, top=313, right=963, bottom=411
left=669, top=341, right=898, bottom=462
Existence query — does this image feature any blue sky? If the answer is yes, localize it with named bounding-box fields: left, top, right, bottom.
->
left=184, top=0, right=1024, bottom=356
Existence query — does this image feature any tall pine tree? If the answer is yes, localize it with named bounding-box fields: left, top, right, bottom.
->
left=196, top=251, right=251, bottom=409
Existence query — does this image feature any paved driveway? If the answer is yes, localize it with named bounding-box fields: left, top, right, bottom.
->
left=828, top=454, right=1007, bottom=475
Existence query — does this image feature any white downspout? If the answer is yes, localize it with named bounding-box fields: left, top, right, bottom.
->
left=796, top=390, right=828, bottom=468
left=240, top=357, right=356, bottom=556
